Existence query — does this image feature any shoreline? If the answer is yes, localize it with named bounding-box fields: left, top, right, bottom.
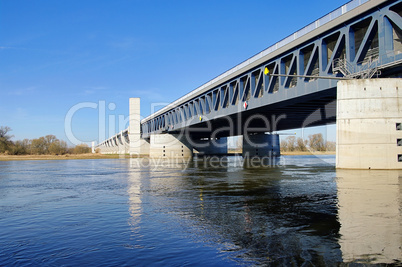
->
left=228, top=150, right=335, bottom=156
left=0, top=153, right=122, bottom=161
left=280, top=151, right=335, bottom=156
left=0, top=151, right=336, bottom=161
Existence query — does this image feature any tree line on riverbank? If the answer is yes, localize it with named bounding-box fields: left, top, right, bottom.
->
left=0, top=126, right=91, bottom=155
left=280, top=133, right=335, bottom=152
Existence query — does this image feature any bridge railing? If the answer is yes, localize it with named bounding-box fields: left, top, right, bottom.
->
left=333, top=49, right=402, bottom=79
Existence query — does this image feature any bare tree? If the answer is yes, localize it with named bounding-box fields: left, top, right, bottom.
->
left=44, top=135, right=57, bottom=146
left=21, top=139, right=32, bottom=154
left=11, top=140, right=28, bottom=155
left=308, top=133, right=326, bottom=151
left=49, top=140, right=68, bottom=155
left=286, top=136, right=296, bottom=151
left=236, top=137, right=243, bottom=151
left=31, top=137, right=47, bottom=154
left=280, top=139, right=289, bottom=152
left=72, top=144, right=91, bottom=154
left=296, top=137, right=307, bottom=151
left=0, top=126, right=14, bottom=153
left=326, top=141, right=336, bottom=151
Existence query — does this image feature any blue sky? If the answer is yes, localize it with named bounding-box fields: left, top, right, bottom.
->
left=0, top=0, right=344, bottom=145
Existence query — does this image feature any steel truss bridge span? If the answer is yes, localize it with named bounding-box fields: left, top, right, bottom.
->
left=140, top=0, right=402, bottom=139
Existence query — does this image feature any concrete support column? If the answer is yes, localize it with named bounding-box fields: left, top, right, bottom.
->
left=129, top=98, right=150, bottom=156
left=123, top=135, right=130, bottom=154
left=113, top=138, right=118, bottom=154
left=242, top=133, right=280, bottom=157
left=150, top=134, right=193, bottom=159
left=117, top=135, right=125, bottom=154
left=336, top=78, right=402, bottom=169
left=193, top=137, right=228, bottom=156
left=108, top=139, right=116, bottom=154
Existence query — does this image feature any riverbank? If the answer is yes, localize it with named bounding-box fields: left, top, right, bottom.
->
left=0, top=153, right=122, bottom=161
left=0, top=151, right=336, bottom=161
left=281, top=151, right=336, bottom=155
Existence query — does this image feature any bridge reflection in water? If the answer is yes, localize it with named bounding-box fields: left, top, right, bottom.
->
left=126, top=156, right=401, bottom=265
left=337, top=169, right=402, bottom=264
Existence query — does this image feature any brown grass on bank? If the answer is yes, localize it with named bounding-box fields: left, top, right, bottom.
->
left=0, top=153, right=124, bottom=161
left=281, top=151, right=336, bottom=155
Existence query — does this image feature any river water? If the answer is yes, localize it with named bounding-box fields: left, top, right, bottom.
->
left=0, top=155, right=401, bottom=266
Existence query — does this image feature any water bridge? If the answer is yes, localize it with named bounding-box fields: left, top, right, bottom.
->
left=97, top=0, right=402, bottom=169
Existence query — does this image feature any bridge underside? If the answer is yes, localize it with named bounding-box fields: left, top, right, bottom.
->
left=181, top=88, right=337, bottom=140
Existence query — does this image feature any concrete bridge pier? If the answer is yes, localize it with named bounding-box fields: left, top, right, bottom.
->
left=117, top=135, right=125, bottom=154
left=193, top=137, right=228, bottom=156
left=336, top=78, right=402, bottom=169
left=129, top=133, right=150, bottom=157
left=128, top=98, right=192, bottom=159
left=123, top=135, right=130, bottom=154
left=149, top=134, right=193, bottom=159
left=242, top=133, right=280, bottom=158
left=111, top=138, right=118, bottom=154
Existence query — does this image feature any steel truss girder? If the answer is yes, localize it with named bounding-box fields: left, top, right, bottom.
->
left=142, top=0, right=402, bottom=138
